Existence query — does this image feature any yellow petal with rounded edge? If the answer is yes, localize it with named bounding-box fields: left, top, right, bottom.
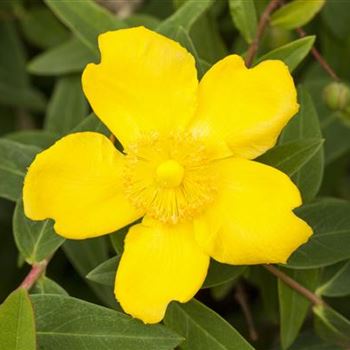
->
left=191, top=55, right=299, bottom=159
left=82, top=27, right=198, bottom=147
left=194, top=158, right=312, bottom=265
left=23, top=132, right=142, bottom=239
left=115, top=218, right=209, bottom=324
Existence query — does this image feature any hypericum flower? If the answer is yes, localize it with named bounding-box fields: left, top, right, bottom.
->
left=23, top=27, right=312, bottom=324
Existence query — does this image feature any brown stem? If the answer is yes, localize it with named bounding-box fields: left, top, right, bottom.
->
left=245, top=0, right=281, bottom=67
left=235, top=282, right=258, bottom=341
left=296, top=28, right=340, bottom=81
left=19, top=260, right=48, bottom=290
left=109, top=134, right=116, bottom=144
left=264, top=264, right=323, bottom=306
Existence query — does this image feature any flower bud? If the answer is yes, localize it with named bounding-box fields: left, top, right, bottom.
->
left=323, top=82, right=350, bottom=111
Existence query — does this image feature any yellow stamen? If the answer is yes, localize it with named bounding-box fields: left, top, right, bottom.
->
left=156, top=160, right=184, bottom=188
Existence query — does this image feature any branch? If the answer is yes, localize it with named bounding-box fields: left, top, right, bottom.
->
left=245, top=0, right=281, bottom=67
left=296, top=28, right=340, bottom=81
left=264, top=264, right=323, bottom=306
left=19, top=259, right=48, bottom=290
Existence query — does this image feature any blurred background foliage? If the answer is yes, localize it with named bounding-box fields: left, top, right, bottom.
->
left=1, top=0, right=350, bottom=349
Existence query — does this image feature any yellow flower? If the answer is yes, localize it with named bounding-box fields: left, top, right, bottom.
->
left=23, top=27, right=312, bottom=324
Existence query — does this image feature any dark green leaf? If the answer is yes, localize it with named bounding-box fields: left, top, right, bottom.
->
left=86, top=255, right=120, bottom=286
left=258, top=138, right=323, bottom=177
left=45, top=75, right=88, bottom=135
left=279, top=268, right=319, bottom=349
left=271, top=0, right=325, bottom=30
left=72, top=113, right=110, bottom=136
left=5, top=130, right=59, bottom=149
left=287, top=199, right=350, bottom=269
left=164, top=299, right=254, bottom=350
left=280, top=87, right=324, bottom=201
left=0, top=139, right=39, bottom=201
left=28, top=37, right=96, bottom=76
left=313, top=304, right=350, bottom=347
left=13, top=201, right=64, bottom=264
left=229, top=0, right=257, bottom=43
left=32, top=294, right=183, bottom=350
left=289, top=332, right=342, bottom=350
left=44, top=0, right=126, bottom=52
left=0, top=288, right=36, bottom=350
left=31, top=276, right=68, bottom=295
left=256, top=36, right=315, bottom=72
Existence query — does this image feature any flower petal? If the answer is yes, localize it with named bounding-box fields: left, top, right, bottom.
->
left=191, top=55, right=299, bottom=159
left=194, top=158, right=312, bottom=265
left=115, top=218, right=209, bottom=324
left=23, top=132, right=142, bottom=239
left=82, top=27, right=198, bottom=147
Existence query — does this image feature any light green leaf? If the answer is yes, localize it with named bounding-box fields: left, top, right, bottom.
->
left=28, top=37, right=96, bottom=76
left=5, top=130, right=59, bottom=149
left=45, top=75, right=88, bottom=135
left=13, top=201, right=64, bottom=264
left=229, top=0, right=257, bottom=43
left=280, top=87, right=324, bottom=202
left=279, top=268, right=319, bottom=349
left=271, top=0, right=325, bottom=30
left=31, top=294, right=183, bottom=350
left=20, top=7, right=69, bottom=49
left=31, top=276, right=68, bottom=295
left=157, top=0, right=214, bottom=38
left=44, top=0, right=126, bottom=52
left=0, top=139, right=40, bottom=201
left=257, top=138, right=324, bottom=177
left=256, top=36, right=315, bottom=72
left=287, top=199, right=350, bottom=269
left=164, top=299, right=254, bottom=350
left=0, top=288, right=36, bottom=350
left=313, top=304, right=350, bottom=347
left=317, top=261, right=350, bottom=297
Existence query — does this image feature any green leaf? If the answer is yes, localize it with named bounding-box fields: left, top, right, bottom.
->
left=86, top=255, right=120, bottom=286
left=164, top=299, right=254, bottom=350
left=45, top=75, right=88, bottom=135
left=287, top=199, right=350, bottom=269
left=0, top=139, right=40, bottom=201
left=280, top=87, right=324, bottom=202
left=0, top=288, right=36, bottom=350
left=317, top=261, right=350, bottom=297
left=31, top=294, right=183, bottom=350
left=271, top=0, right=325, bottom=30
left=28, top=37, right=96, bottom=76
left=44, top=0, right=126, bottom=53
left=257, top=138, right=324, bottom=177
left=289, top=332, right=342, bottom=350
left=72, top=113, right=110, bottom=136
left=313, top=304, right=350, bottom=347
left=31, top=276, right=68, bottom=295
left=20, top=7, right=69, bottom=49
left=5, top=130, right=59, bottom=149
left=278, top=268, right=319, bottom=349
left=256, top=36, right=315, bottom=72
left=229, top=0, right=257, bottom=43
left=13, top=201, right=64, bottom=264
left=157, top=0, right=214, bottom=38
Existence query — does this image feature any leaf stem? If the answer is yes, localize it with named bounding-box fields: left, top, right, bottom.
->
left=264, top=264, right=324, bottom=306
left=245, top=0, right=281, bottom=67
left=19, top=259, right=48, bottom=290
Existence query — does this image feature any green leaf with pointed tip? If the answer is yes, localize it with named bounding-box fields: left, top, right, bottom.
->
left=13, top=201, right=64, bottom=264
left=157, top=0, right=214, bottom=38
left=44, top=0, right=126, bottom=53
left=229, top=0, right=257, bottom=43
left=279, top=87, right=324, bottom=202
left=0, top=139, right=40, bottom=201
left=31, top=294, right=183, bottom=350
left=164, top=299, right=254, bottom=350
left=0, top=289, right=36, bottom=350
left=279, top=268, right=319, bottom=349
left=45, top=75, right=88, bottom=135
left=313, top=304, right=350, bottom=347
left=31, top=276, right=68, bottom=295
left=271, top=0, right=325, bottom=30
left=86, top=255, right=120, bottom=286
left=257, top=138, right=323, bottom=177
left=28, top=37, right=96, bottom=76
left=287, top=199, right=350, bottom=269
left=256, top=36, right=315, bottom=72
left=72, top=113, right=110, bottom=136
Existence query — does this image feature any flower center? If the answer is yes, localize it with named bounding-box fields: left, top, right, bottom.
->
left=123, top=131, right=217, bottom=224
